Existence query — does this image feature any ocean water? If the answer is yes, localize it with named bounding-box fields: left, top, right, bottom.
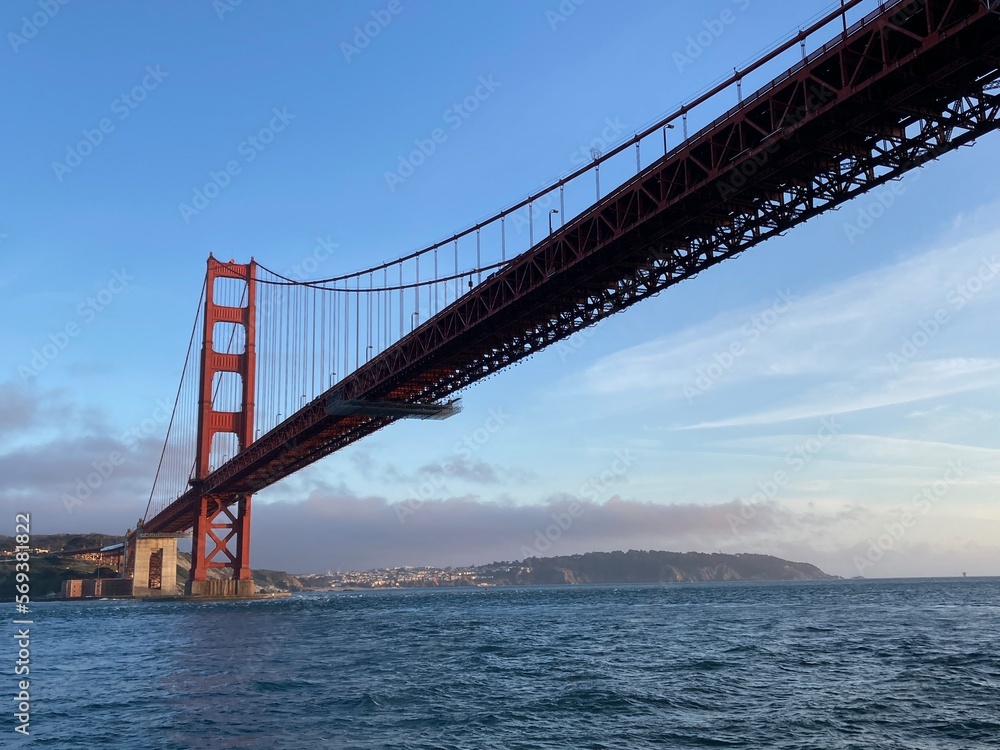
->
left=13, top=578, right=1000, bottom=749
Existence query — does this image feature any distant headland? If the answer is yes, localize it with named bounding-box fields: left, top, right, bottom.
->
left=0, top=535, right=835, bottom=597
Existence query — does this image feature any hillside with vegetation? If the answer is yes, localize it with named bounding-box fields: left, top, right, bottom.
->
left=518, top=550, right=836, bottom=584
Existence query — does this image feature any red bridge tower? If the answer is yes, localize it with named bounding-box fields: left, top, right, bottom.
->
left=188, top=256, right=257, bottom=596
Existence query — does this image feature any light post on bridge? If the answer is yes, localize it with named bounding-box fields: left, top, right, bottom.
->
left=548, top=209, right=559, bottom=236
left=591, top=148, right=601, bottom=200
left=662, top=123, right=675, bottom=155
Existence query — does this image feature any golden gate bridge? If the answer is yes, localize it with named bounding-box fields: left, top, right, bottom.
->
left=114, top=0, right=1000, bottom=597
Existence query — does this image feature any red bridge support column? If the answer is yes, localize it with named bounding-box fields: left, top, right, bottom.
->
left=188, top=256, right=257, bottom=597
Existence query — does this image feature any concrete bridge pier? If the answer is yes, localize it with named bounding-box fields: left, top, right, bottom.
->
left=129, top=533, right=179, bottom=597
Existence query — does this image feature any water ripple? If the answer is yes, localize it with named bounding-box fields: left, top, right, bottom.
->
left=19, top=578, right=1000, bottom=749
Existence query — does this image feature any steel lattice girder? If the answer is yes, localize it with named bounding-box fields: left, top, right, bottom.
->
left=144, top=0, right=1000, bottom=533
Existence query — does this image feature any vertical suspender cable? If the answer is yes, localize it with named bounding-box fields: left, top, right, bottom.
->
left=355, top=276, right=360, bottom=372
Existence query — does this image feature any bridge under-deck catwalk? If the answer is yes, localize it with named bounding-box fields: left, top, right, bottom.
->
left=144, top=0, right=1000, bottom=541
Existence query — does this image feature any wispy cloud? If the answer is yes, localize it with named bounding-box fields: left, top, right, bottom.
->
left=574, top=223, right=1000, bottom=427
left=0, top=381, right=166, bottom=526
left=685, top=358, right=1000, bottom=428
left=711, top=432, right=1000, bottom=471
left=344, top=443, right=535, bottom=488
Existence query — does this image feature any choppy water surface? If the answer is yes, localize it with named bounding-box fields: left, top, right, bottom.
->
left=16, top=578, right=1000, bottom=749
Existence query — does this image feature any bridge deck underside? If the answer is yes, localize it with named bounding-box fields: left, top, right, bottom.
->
left=145, top=0, right=1000, bottom=534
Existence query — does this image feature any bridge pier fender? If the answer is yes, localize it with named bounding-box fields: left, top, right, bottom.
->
left=186, top=578, right=255, bottom=597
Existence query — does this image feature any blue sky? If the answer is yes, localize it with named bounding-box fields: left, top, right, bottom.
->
left=2, top=0, right=999, bottom=578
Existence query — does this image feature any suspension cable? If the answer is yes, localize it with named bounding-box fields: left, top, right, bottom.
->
left=144, top=279, right=207, bottom=521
